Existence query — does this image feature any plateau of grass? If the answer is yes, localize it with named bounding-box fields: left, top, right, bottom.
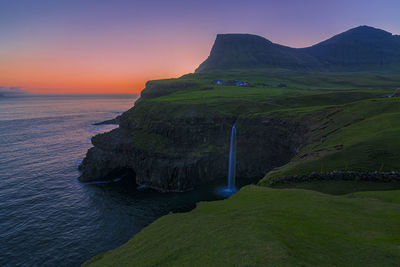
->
left=139, top=70, right=399, bottom=117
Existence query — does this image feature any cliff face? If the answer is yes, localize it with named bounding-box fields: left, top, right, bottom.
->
left=78, top=85, right=309, bottom=192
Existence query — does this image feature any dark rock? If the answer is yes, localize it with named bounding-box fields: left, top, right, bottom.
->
left=93, top=115, right=121, bottom=125
left=79, top=106, right=309, bottom=192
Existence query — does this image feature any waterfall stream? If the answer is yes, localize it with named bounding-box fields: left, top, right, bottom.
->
left=227, top=123, right=237, bottom=190
left=218, top=123, right=237, bottom=196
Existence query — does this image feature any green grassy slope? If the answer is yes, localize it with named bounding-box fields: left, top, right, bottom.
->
left=85, top=70, right=400, bottom=266
left=272, top=180, right=400, bottom=195
left=85, top=185, right=400, bottom=267
left=352, top=190, right=400, bottom=205
left=260, top=97, right=400, bottom=185
left=127, top=70, right=399, bottom=124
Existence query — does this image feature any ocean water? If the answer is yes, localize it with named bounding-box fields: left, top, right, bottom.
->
left=0, top=95, right=222, bottom=266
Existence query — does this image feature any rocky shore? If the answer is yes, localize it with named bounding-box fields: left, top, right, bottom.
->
left=93, top=115, right=121, bottom=125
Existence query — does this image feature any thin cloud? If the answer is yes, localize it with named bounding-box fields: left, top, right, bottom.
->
left=0, top=86, right=28, bottom=95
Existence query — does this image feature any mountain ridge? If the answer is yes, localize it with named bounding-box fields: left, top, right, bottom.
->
left=196, top=26, right=400, bottom=72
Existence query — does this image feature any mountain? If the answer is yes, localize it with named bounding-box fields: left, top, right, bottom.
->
left=301, top=26, right=400, bottom=69
left=195, top=34, right=321, bottom=72
left=196, top=26, right=400, bottom=72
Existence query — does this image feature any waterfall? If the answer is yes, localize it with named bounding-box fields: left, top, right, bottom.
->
left=227, top=123, right=237, bottom=190
left=218, top=123, right=237, bottom=196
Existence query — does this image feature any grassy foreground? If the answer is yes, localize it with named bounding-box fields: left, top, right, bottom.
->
left=271, top=180, right=400, bottom=195
left=84, top=185, right=400, bottom=266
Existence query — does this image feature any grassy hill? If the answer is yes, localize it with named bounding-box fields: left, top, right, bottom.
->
left=84, top=70, right=400, bottom=265
left=260, top=96, right=400, bottom=185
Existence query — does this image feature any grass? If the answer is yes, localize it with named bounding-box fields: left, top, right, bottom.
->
left=260, top=97, right=400, bottom=184
left=271, top=180, right=400, bottom=195
left=84, top=185, right=400, bottom=266
left=351, top=190, right=400, bottom=205
left=148, top=88, right=390, bottom=118
left=133, top=70, right=399, bottom=117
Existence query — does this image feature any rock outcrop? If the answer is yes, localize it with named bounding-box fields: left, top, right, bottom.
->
left=93, top=115, right=121, bottom=125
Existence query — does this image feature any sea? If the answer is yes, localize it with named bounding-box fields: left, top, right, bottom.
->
left=0, top=94, right=223, bottom=266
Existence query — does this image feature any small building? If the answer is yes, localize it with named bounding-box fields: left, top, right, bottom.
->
left=212, top=80, right=223, bottom=85
left=381, top=88, right=400, bottom=98
left=381, top=94, right=393, bottom=98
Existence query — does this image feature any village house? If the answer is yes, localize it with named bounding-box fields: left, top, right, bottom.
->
left=212, top=80, right=223, bottom=85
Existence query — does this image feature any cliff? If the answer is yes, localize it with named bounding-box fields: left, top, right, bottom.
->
left=79, top=68, right=400, bottom=192
left=78, top=82, right=308, bottom=191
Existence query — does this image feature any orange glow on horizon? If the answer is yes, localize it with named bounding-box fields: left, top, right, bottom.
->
left=0, top=34, right=209, bottom=94
left=0, top=59, right=201, bottom=94
left=0, top=71, right=185, bottom=94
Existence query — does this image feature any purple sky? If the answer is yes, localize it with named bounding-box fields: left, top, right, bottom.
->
left=1, top=0, right=399, bottom=93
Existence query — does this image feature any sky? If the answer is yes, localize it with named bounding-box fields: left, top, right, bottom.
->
left=1, top=0, right=399, bottom=94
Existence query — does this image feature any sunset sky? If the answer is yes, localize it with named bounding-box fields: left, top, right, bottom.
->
left=1, top=0, right=399, bottom=94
